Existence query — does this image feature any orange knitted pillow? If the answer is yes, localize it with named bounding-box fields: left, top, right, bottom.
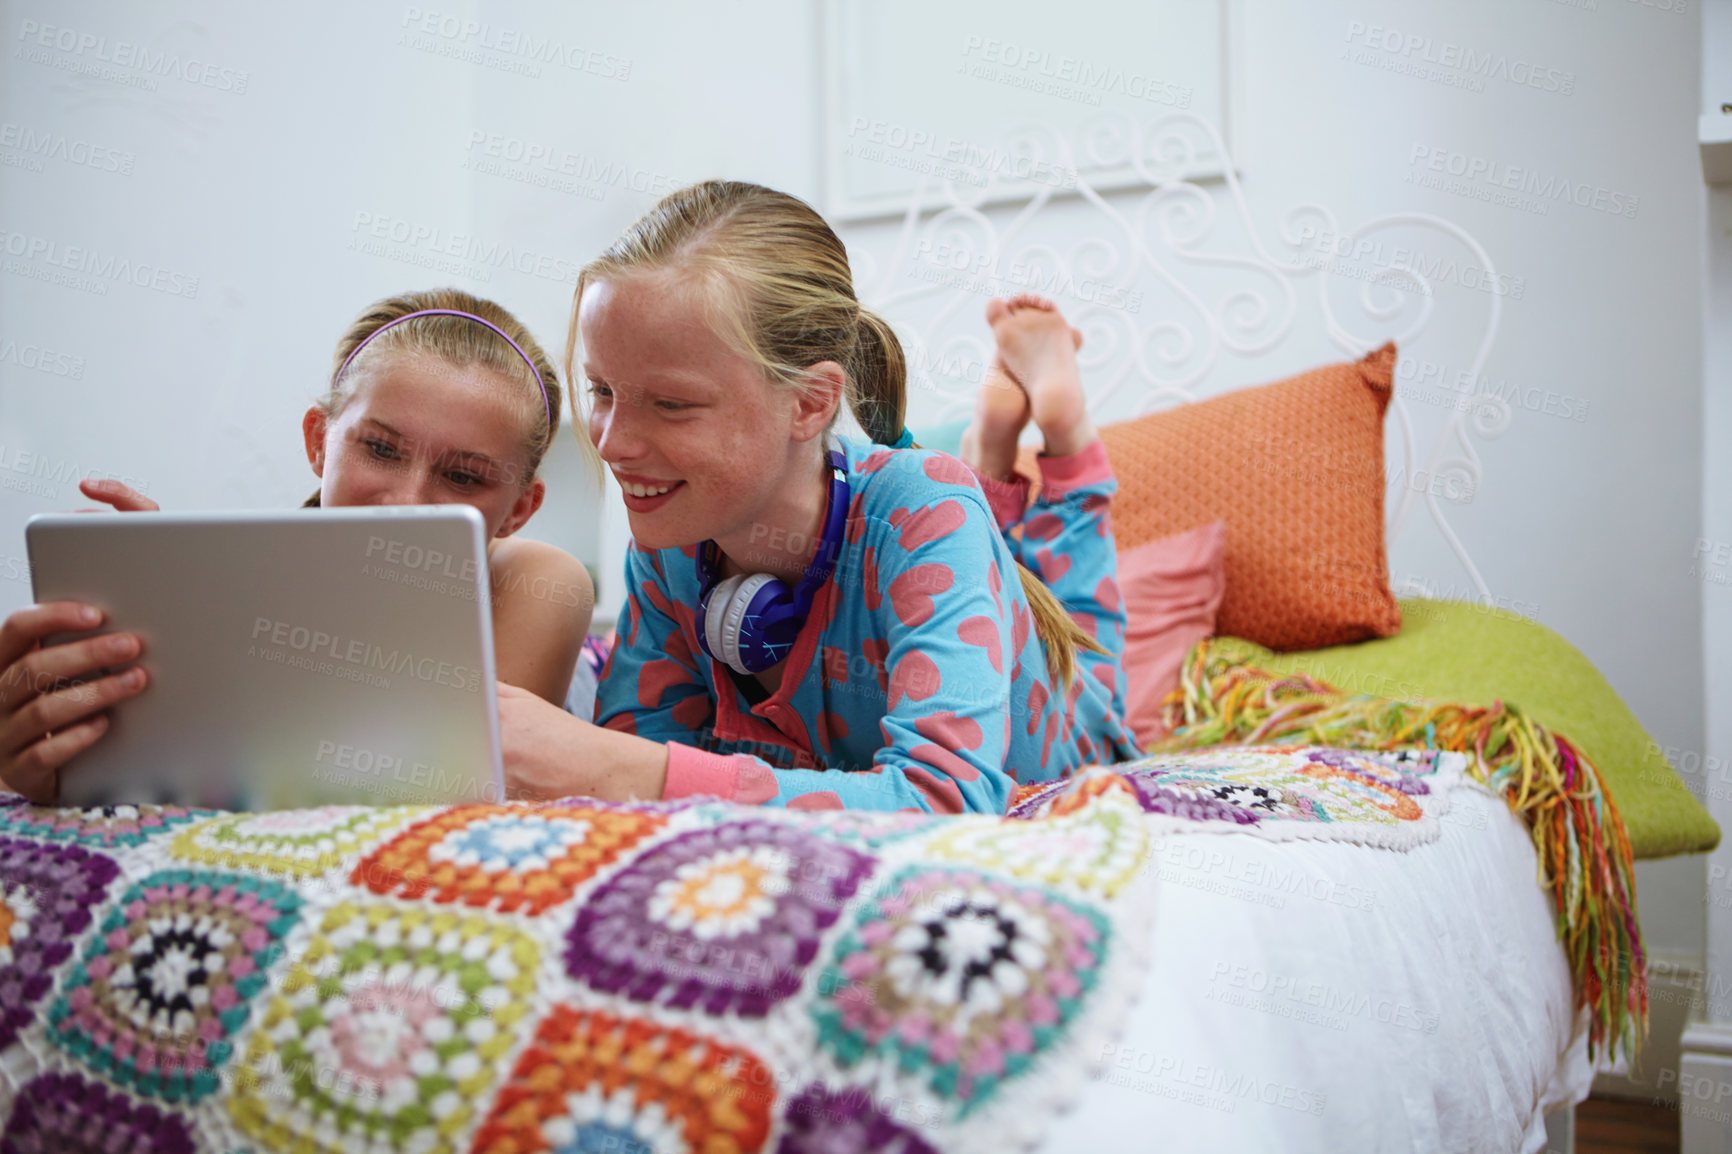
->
left=1022, top=343, right=1401, bottom=651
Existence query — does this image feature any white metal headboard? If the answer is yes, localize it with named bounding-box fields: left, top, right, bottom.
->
left=849, top=111, right=1506, bottom=601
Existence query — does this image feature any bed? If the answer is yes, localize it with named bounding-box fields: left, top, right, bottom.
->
left=859, top=108, right=1719, bottom=1151
left=0, top=112, right=1717, bottom=1153
left=1030, top=773, right=1588, bottom=1154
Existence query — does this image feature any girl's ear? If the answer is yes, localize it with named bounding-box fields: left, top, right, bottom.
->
left=792, top=361, right=846, bottom=443
left=497, top=476, right=546, bottom=538
left=303, top=406, right=329, bottom=476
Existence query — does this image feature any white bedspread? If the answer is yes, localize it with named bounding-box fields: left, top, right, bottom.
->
left=1033, top=780, right=1594, bottom=1154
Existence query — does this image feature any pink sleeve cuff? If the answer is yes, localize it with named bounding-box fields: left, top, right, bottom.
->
left=1036, top=439, right=1113, bottom=498
left=662, top=743, right=740, bottom=800
left=970, top=469, right=1031, bottom=532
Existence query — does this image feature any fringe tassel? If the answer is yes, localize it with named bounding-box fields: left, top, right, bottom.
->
left=1154, top=639, right=1647, bottom=1065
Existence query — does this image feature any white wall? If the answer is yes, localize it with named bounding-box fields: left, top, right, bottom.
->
left=0, top=0, right=821, bottom=601
left=0, top=0, right=1713, bottom=1056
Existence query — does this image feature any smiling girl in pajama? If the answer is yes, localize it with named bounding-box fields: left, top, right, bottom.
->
left=494, top=181, right=1138, bottom=812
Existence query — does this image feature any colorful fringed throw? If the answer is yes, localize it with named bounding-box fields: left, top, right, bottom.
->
left=1154, top=639, right=1647, bottom=1064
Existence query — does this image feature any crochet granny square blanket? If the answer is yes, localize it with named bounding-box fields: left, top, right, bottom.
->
left=0, top=745, right=1455, bottom=1154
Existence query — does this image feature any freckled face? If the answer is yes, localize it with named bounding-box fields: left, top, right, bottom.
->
left=579, top=274, right=802, bottom=551
left=307, top=355, right=541, bottom=540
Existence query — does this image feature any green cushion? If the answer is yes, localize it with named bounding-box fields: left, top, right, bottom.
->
left=1212, top=598, right=1719, bottom=860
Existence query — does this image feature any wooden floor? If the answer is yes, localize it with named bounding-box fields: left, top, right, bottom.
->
left=1576, top=1096, right=1681, bottom=1154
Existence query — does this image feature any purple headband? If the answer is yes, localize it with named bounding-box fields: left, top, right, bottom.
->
left=334, top=308, right=552, bottom=426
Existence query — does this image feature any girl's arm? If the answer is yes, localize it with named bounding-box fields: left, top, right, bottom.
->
left=497, top=682, right=666, bottom=802
left=488, top=537, right=594, bottom=704
left=496, top=542, right=695, bottom=802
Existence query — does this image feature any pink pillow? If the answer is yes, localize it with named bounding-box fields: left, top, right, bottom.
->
left=1117, top=520, right=1227, bottom=746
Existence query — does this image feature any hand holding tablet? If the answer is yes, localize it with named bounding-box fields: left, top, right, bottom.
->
left=0, top=601, right=150, bottom=803
left=18, top=506, right=504, bottom=810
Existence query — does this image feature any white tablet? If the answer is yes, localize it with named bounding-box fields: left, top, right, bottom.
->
left=26, top=506, right=504, bottom=810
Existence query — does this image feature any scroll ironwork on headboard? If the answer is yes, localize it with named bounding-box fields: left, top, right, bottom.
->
left=848, top=111, right=1507, bottom=601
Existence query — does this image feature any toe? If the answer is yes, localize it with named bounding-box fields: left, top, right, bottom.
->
left=985, top=298, right=1013, bottom=325
left=1009, top=292, right=1054, bottom=312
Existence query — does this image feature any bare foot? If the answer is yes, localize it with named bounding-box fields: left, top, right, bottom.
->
left=958, top=352, right=1029, bottom=482
left=987, top=293, right=1096, bottom=458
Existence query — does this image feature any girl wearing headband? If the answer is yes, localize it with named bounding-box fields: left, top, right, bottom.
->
left=294, top=291, right=594, bottom=706
left=493, top=181, right=1136, bottom=813
left=0, top=289, right=595, bottom=801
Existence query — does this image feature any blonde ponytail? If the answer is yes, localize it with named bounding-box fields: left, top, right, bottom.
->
left=851, top=307, right=907, bottom=447
left=1019, top=567, right=1109, bottom=687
